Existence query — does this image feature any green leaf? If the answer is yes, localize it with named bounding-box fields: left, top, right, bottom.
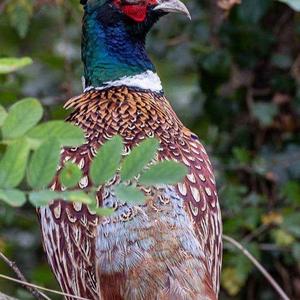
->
left=221, top=267, right=245, bottom=296
left=281, top=181, right=300, bottom=205
left=27, top=138, right=61, bottom=189
left=292, top=243, right=300, bottom=262
left=60, top=162, right=82, bottom=189
left=0, top=189, right=26, bottom=207
left=282, top=213, right=300, bottom=238
left=121, top=138, right=159, bottom=181
left=139, top=161, right=188, bottom=185
left=2, top=98, right=43, bottom=139
left=62, top=191, right=94, bottom=205
left=0, top=57, right=33, bottom=74
left=278, top=0, right=300, bottom=11
left=27, top=121, right=85, bottom=148
left=0, top=105, right=7, bottom=127
left=88, top=203, right=114, bottom=217
left=29, top=190, right=60, bottom=207
left=251, top=102, right=278, bottom=126
left=90, top=135, right=123, bottom=186
left=114, top=183, right=145, bottom=205
left=0, top=139, right=30, bottom=188
left=7, top=0, right=33, bottom=38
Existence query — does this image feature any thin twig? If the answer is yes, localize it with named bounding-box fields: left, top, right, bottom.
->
left=223, top=234, right=290, bottom=300
left=0, top=274, right=90, bottom=300
left=0, top=251, right=50, bottom=300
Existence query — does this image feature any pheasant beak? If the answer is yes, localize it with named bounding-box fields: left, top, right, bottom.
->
left=153, top=0, right=191, bottom=20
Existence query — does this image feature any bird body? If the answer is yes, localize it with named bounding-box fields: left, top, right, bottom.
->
left=38, top=1, right=222, bottom=299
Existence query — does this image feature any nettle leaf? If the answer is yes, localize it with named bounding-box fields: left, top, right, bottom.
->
left=60, top=162, right=82, bottom=188
left=27, top=121, right=85, bottom=148
left=27, top=138, right=61, bottom=189
left=0, top=139, right=30, bottom=188
left=90, top=135, right=123, bottom=186
left=139, top=160, right=188, bottom=186
left=0, top=189, right=26, bottom=207
left=0, top=105, right=8, bottom=126
left=114, top=183, right=145, bottom=205
left=29, top=190, right=60, bottom=207
left=2, top=98, right=43, bottom=139
left=0, top=57, right=32, bottom=74
left=7, top=0, right=34, bottom=38
left=121, top=138, right=159, bottom=181
left=62, top=191, right=94, bottom=205
left=278, top=0, right=300, bottom=11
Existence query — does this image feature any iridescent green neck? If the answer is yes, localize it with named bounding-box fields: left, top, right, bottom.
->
left=82, top=4, right=156, bottom=88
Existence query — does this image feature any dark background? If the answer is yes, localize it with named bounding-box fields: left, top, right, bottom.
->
left=0, top=0, right=299, bottom=299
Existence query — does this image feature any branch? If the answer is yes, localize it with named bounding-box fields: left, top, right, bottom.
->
left=0, top=291, right=19, bottom=300
left=0, top=274, right=90, bottom=300
left=0, top=251, right=50, bottom=300
left=223, top=234, right=290, bottom=300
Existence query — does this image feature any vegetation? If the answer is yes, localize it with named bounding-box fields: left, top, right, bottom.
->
left=0, top=0, right=300, bottom=299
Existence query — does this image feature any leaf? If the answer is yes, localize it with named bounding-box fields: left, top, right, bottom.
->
left=114, top=184, right=145, bottom=205
left=29, top=190, right=94, bottom=207
left=0, top=139, right=30, bottom=188
left=282, top=213, right=300, bottom=238
left=221, top=267, right=245, bottom=296
left=0, top=57, right=33, bottom=74
left=278, top=0, right=300, bottom=11
left=251, top=102, right=278, bottom=126
left=29, top=190, right=61, bottom=207
left=27, top=138, right=61, bottom=189
left=62, top=191, right=94, bottom=205
left=90, top=135, right=123, bottom=186
left=27, top=121, right=85, bottom=147
left=7, top=0, right=33, bottom=38
left=88, top=203, right=114, bottom=217
left=139, top=160, right=188, bottom=185
left=272, top=229, right=295, bottom=247
left=292, top=243, right=300, bottom=262
left=281, top=181, right=300, bottom=205
left=60, top=162, right=82, bottom=189
left=0, top=189, right=26, bottom=207
left=121, top=138, right=159, bottom=181
left=0, top=105, right=7, bottom=127
left=2, top=98, right=43, bottom=139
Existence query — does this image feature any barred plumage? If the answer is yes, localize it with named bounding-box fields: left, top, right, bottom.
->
left=39, top=87, right=222, bottom=299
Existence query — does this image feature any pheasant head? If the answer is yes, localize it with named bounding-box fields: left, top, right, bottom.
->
left=80, top=0, right=190, bottom=91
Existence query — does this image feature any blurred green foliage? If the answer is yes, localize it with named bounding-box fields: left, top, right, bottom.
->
left=0, top=0, right=300, bottom=299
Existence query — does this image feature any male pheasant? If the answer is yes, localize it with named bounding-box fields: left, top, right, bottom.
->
left=38, top=0, right=222, bottom=299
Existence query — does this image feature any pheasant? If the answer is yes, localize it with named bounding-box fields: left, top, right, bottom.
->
left=38, top=0, right=222, bottom=299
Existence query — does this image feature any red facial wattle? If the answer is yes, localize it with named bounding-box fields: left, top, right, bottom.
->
left=114, top=0, right=158, bottom=23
